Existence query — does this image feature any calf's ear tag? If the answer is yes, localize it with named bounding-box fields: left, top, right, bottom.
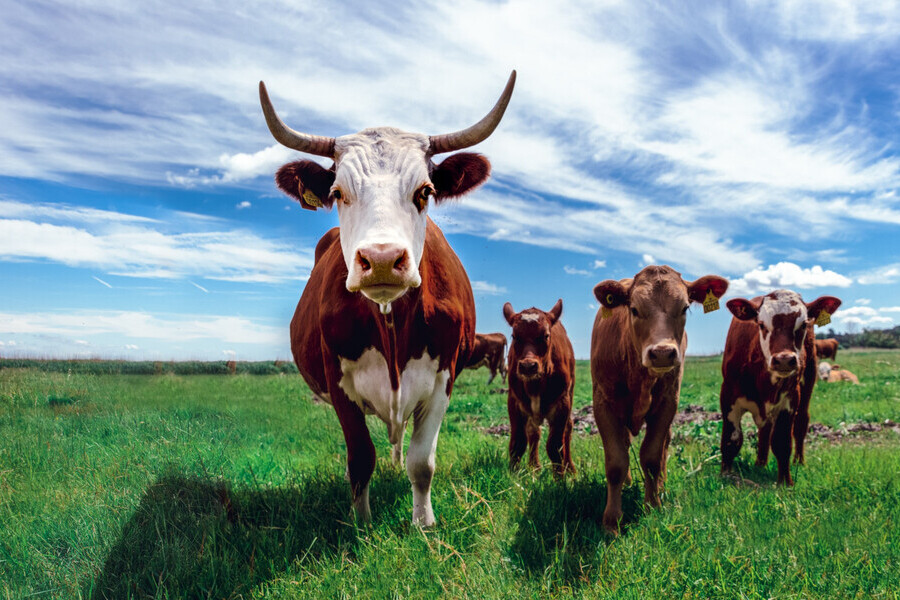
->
left=816, top=311, right=831, bottom=327
left=703, top=289, right=720, bottom=314
left=302, top=188, right=324, bottom=208
left=601, top=306, right=612, bottom=319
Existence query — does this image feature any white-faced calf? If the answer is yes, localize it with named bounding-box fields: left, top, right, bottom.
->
left=503, top=300, right=576, bottom=475
left=592, top=266, right=728, bottom=533
left=721, top=290, right=841, bottom=484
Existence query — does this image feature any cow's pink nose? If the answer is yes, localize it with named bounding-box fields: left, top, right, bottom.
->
left=771, top=352, right=798, bottom=373
left=356, top=244, right=410, bottom=281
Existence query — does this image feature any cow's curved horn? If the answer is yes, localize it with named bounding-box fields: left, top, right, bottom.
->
left=259, top=81, right=335, bottom=157
left=429, top=70, right=516, bottom=155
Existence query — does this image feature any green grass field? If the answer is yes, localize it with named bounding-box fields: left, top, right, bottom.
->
left=1, top=350, right=899, bottom=599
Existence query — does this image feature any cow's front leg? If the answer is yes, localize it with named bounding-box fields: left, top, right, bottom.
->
left=641, top=402, right=676, bottom=508
left=327, top=365, right=376, bottom=523
left=406, top=372, right=451, bottom=527
left=595, top=399, right=630, bottom=534
left=771, top=408, right=794, bottom=486
left=720, top=383, right=743, bottom=474
left=755, top=420, right=772, bottom=467
left=508, top=396, right=528, bottom=469
left=545, top=401, right=575, bottom=476
left=525, top=417, right=542, bottom=469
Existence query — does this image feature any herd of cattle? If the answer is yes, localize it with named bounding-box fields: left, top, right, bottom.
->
left=258, top=72, right=857, bottom=533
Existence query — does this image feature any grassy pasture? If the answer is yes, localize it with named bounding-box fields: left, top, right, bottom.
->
left=1, top=350, right=899, bottom=599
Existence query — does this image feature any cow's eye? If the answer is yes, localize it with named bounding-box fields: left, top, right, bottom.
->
left=681, top=305, right=689, bottom=315
left=414, top=185, right=434, bottom=211
left=542, top=334, right=550, bottom=342
left=630, top=307, right=639, bottom=317
left=330, top=188, right=343, bottom=203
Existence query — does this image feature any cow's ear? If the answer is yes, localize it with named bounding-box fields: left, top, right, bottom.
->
left=503, top=302, right=516, bottom=326
left=547, top=299, right=563, bottom=324
left=431, top=153, right=491, bottom=201
left=275, top=160, right=336, bottom=210
left=727, top=297, right=761, bottom=321
left=686, top=275, right=729, bottom=304
left=594, top=279, right=630, bottom=309
left=806, top=296, right=842, bottom=322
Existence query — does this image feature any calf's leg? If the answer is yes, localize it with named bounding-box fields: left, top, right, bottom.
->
left=595, top=401, right=630, bottom=534
left=508, top=396, right=528, bottom=469
left=640, top=403, right=676, bottom=508
left=545, top=402, right=575, bottom=475
left=406, top=373, right=452, bottom=527
left=771, top=409, right=794, bottom=486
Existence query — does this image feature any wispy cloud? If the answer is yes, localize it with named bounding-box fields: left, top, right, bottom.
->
left=0, top=200, right=313, bottom=283
left=471, top=280, right=508, bottom=296
left=92, top=276, right=112, bottom=288
left=564, top=265, right=591, bottom=276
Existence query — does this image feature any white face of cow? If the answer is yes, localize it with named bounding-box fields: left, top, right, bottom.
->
left=332, top=128, right=431, bottom=307
left=755, top=290, right=808, bottom=378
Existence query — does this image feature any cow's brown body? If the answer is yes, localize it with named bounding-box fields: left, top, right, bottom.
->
left=592, top=266, right=728, bottom=533
left=464, top=332, right=508, bottom=384
left=504, top=301, right=575, bottom=475
left=720, top=291, right=841, bottom=484
left=291, top=220, right=475, bottom=520
left=815, top=338, right=839, bottom=360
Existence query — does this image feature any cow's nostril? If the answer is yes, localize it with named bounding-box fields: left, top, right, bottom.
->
left=393, top=252, right=407, bottom=271
left=357, top=252, right=372, bottom=272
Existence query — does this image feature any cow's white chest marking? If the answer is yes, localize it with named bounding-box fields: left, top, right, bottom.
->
left=338, top=347, right=445, bottom=442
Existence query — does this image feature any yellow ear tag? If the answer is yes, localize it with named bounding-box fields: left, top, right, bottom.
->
left=816, top=311, right=831, bottom=327
left=601, top=306, right=612, bottom=319
left=703, top=289, right=720, bottom=314
left=302, top=189, right=323, bottom=208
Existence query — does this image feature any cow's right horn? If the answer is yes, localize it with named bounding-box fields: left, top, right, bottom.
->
left=259, top=81, right=336, bottom=157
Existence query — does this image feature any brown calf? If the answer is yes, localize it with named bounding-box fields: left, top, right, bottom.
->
left=503, top=300, right=576, bottom=475
left=464, top=332, right=508, bottom=384
left=721, top=290, right=841, bottom=484
left=592, top=266, right=728, bottom=533
left=815, top=338, right=839, bottom=360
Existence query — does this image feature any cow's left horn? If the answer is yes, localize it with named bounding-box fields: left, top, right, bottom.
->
left=429, top=70, right=516, bottom=154
left=259, top=81, right=336, bottom=157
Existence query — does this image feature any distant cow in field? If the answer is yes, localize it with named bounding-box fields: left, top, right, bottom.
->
left=825, top=363, right=860, bottom=384
left=592, top=266, right=728, bottom=533
left=815, top=338, right=839, bottom=361
left=817, top=361, right=832, bottom=381
left=503, top=300, right=576, bottom=475
left=721, top=290, right=841, bottom=484
left=464, top=332, right=508, bottom=383
left=262, top=72, right=516, bottom=525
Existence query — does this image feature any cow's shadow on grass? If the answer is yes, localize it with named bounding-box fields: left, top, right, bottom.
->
left=723, top=457, right=780, bottom=487
left=508, top=474, right=642, bottom=584
left=88, top=465, right=409, bottom=600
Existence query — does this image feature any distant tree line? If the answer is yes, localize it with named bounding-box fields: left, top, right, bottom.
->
left=0, top=359, right=299, bottom=376
left=818, top=325, right=900, bottom=349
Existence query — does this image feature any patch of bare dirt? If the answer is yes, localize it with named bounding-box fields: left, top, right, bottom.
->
left=481, top=404, right=900, bottom=444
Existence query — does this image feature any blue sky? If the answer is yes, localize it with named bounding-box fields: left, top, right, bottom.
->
left=2, top=0, right=900, bottom=360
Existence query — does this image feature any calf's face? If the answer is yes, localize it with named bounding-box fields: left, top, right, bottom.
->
left=595, top=266, right=728, bottom=374
left=503, top=299, right=563, bottom=381
left=727, top=290, right=841, bottom=379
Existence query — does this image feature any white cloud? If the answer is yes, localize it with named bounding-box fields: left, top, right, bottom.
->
left=728, top=262, right=852, bottom=296
left=0, top=310, right=284, bottom=346
left=593, top=260, right=607, bottom=269
left=857, top=263, right=900, bottom=285
left=564, top=265, right=591, bottom=276
left=0, top=200, right=313, bottom=284
left=125, top=344, right=139, bottom=350
left=855, top=298, right=871, bottom=305
left=471, top=280, right=508, bottom=296
left=641, top=254, right=655, bottom=266
left=190, top=281, right=209, bottom=293
left=236, top=201, right=252, bottom=210
left=92, top=276, right=112, bottom=288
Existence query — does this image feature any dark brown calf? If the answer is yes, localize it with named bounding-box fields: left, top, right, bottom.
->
left=592, top=266, right=728, bottom=533
left=815, top=338, right=839, bottom=361
left=503, top=300, right=576, bottom=475
left=721, top=290, right=841, bottom=485
left=464, top=332, right=508, bottom=384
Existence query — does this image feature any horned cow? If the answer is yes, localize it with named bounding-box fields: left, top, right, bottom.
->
left=262, top=72, right=516, bottom=525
